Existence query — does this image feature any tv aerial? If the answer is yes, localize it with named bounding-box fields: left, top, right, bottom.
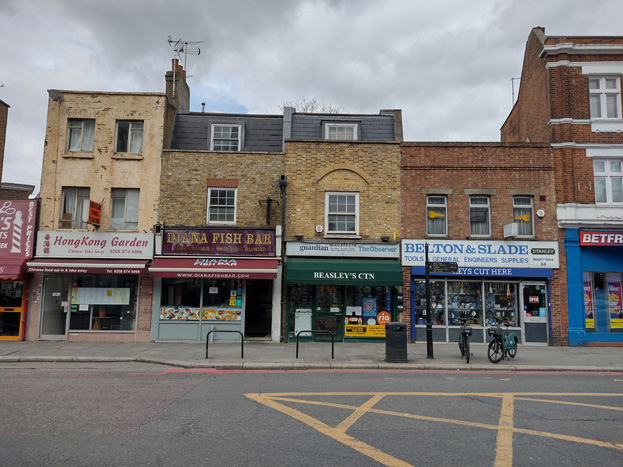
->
left=167, top=36, right=202, bottom=71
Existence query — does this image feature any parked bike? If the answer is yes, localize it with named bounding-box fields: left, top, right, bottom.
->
left=458, top=319, right=472, bottom=363
left=487, top=319, right=518, bottom=363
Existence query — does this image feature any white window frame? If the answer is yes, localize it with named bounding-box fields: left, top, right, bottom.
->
left=207, top=187, right=237, bottom=225
left=589, top=76, right=621, bottom=120
left=469, top=196, right=491, bottom=237
left=115, top=120, right=143, bottom=153
left=513, top=196, right=534, bottom=237
left=325, top=192, right=359, bottom=236
left=61, top=187, right=90, bottom=229
left=324, top=123, right=358, bottom=141
left=67, top=119, right=95, bottom=152
left=210, top=124, right=242, bottom=151
left=426, top=195, right=447, bottom=236
left=594, top=159, right=623, bottom=204
left=110, top=188, right=140, bottom=230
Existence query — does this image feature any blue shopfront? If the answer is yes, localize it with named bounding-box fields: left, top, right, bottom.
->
left=402, top=239, right=559, bottom=346
left=566, top=229, right=623, bottom=346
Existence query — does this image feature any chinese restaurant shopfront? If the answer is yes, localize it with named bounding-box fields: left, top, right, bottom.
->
left=285, top=242, right=403, bottom=342
left=566, top=230, right=623, bottom=346
left=149, top=228, right=280, bottom=342
left=0, top=200, right=37, bottom=341
left=26, top=231, right=152, bottom=342
left=402, top=239, right=559, bottom=346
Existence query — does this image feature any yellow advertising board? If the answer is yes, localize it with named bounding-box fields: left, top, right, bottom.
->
left=345, top=324, right=386, bottom=338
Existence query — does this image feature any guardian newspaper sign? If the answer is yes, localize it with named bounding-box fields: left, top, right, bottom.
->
left=401, top=239, right=558, bottom=278
left=286, top=241, right=399, bottom=258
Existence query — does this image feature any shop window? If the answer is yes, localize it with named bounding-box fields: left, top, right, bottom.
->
left=426, top=195, right=447, bottom=236
left=469, top=196, right=490, bottom=237
left=325, top=192, right=359, bottom=235
left=61, top=187, right=90, bottom=229
left=485, top=282, right=518, bottom=327
left=116, top=120, right=143, bottom=153
left=324, top=123, right=358, bottom=141
left=448, top=281, right=482, bottom=326
left=159, top=278, right=242, bottom=321
left=207, top=188, right=237, bottom=224
left=211, top=124, right=242, bottom=151
left=68, top=275, right=138, bottom=331
left=589, top=76, right=621, bottom=119
left=594, top=159, right=623, bottom=204
left=412, top=280, right=445, bottom=325
left=344, top=286, right=389, bottom=326
left=289, top=284, right=313, bottom=337
left=67, top=119, right=95, bottom=152
left=513, top=196, right=534, bottom=237
left=110, top=188, right=139, bottom=230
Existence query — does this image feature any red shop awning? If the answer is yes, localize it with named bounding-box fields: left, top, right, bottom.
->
left=149, top=257, right=278, bottom=279
left=0, top=257, right=28, bottom=280
left=26, top=259, right=149, bottom=275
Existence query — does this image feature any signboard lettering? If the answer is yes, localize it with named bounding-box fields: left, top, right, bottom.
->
left=163, top=228, right=275, bottom=256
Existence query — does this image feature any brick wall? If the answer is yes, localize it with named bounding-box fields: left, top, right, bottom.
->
left=160, top=150, right=285, bottom=228
left=284, top=141, right=401, bottom=241
left=401, top=142, right=566, bottom=344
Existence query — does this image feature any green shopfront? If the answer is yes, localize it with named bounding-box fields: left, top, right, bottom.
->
left=285, top=242, right=403, bottom=342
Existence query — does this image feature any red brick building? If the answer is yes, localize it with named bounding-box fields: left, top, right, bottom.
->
left=502, top=28, right=623, bottom=346
left=400, top=142, right=561, bottom=345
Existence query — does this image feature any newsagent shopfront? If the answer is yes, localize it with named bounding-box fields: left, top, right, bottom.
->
left=0, top=200, right=37, bottom=340
left=285, top=241, right=404, bottom=342
left=149, top=228, right=280, bottom=342
left=26, top=231, right=152, bottom=342
left=566, top=229, right=623, bottom=346
left=402, top=239, right=559, bottom=346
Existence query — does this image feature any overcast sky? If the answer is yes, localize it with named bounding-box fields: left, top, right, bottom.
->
left=2, top=0, right=623, bottom=195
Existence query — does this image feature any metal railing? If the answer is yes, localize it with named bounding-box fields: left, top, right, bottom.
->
left=295, top=330, right=335, bottom=359
left=205, top=330, right=244, bottom=359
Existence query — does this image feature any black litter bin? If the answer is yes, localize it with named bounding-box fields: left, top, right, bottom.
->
left=385, top=322, right=407, bottom=363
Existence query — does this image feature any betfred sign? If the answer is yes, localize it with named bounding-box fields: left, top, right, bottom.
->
left=580, top=231, right=623, bottom=246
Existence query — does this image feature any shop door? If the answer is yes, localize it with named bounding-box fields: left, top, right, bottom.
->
left=521, top=282, right=549, bottom=345
left=313, top=285, right=344, bottom=342
left=40, top=275, right=69, bottom=338
left=244, top=279, right=273, bottom=339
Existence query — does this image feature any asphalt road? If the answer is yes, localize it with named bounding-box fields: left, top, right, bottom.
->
left=1, top=363, right=622, bottom=467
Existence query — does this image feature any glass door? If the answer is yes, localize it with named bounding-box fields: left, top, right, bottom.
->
left=521, top=282, right=548, bottom=345
left=40, top=275, right=69, bottom=338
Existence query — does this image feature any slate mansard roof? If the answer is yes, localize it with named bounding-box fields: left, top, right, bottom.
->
left=169, top=112, right=284, bottom=153
left=168, top=108, right=401, bottom=152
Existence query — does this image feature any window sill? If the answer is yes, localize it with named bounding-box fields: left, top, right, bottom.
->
left=63, top=152, right=94, bottom=159
left=323, top=234, right=362, bottom=240
left=112, top=153, right=144, bottom=160
left=591, top=119, right=623, bottom=133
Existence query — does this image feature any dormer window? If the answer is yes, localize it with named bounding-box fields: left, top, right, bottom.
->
left=211, top=124, right=241, bottom=151
left=324, top=123, right=358, bottom=141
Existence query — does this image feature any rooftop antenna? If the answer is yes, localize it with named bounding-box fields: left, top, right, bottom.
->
left=511, top=78, right=520, bottom=106
left=167, top=36, right=202, bottom=98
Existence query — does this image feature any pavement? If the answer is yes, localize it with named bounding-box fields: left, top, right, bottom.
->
left=1, top=339, right=623, bottom=371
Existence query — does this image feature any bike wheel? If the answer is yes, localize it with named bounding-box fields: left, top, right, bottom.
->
left=488, top=339, right=504, bottom=363
left=458, top=339, right=464, bottom=358
left=464, top=338, right=470, bottom=364
left=508, top=337, right=518, bottom=359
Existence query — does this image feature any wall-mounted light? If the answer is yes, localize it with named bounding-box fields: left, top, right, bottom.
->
left=381, top=235, right=389, bottom=242
left=295, top=233, right=303, bottom=240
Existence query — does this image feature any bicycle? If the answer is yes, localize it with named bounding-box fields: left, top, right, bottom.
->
left=457, top=319, right=472, bottom=363
left=487, top=319, right=518, bottom=363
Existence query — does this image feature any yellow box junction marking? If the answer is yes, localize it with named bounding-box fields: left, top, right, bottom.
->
left=245, top=392, right=623, bottom=467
